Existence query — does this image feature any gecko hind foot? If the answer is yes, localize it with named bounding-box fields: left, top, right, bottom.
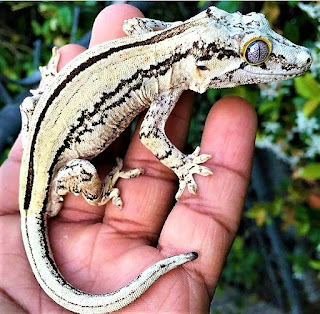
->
left=49, top=158, right=143, bottom=216
left=100, top=157, right=144, bottom=209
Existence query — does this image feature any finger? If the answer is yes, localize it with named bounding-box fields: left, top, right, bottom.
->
left=0, top=137, right=21, bottom=214
left=90, top=4, right=143, bottom=47
left=160, top=96, right=257, bottom=293
left=105, top=91, right=194, bottom=238
left=57, top=44, right=86, bottom=69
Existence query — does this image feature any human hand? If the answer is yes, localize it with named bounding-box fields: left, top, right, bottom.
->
left=0, top=4, right=257, bottom=313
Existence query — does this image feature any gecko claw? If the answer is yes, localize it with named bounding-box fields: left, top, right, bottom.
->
left=188, top=182, right=197, bottom=194
left=175, top=181, right=186, bottom=200
left=192, top=146, right=201, bottom=156
left=197, top=154, right=212, bottom=163
left=112, top=196, right=123, bottom=209
left=196, top=166, right=213, bottom=176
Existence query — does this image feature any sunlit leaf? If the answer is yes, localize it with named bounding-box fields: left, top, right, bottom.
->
left=303, top=98, right=320, bottom=116
left=310, top=259, right=320, bottom=271
left=246, top=204, right=268, bottom=226
left=31, top=20, right=42, bottom=36
left=294, top=73, right=320, bottom=99
left=197, top=1, right=208, bottom=9
left=298, top=163, right=320, bottom=180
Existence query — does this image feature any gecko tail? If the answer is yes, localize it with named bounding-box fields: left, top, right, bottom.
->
left=21, top=212, right=196, bottom=313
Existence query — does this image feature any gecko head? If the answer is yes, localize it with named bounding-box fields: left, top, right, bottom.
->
left=188, top=6, right=312, bottom=93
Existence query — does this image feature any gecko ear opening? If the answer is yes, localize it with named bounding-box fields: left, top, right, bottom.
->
left=196, top=60, right=209, bottom=71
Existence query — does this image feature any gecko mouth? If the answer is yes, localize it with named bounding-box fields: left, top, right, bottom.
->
left=243, top=65, right=311, bottom=80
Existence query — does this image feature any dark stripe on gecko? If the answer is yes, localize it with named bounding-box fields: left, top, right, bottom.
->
left=45, top=48, right=191, bottom=209
left=25, top=49, right=192, bottom=282
left=23, top=21, right=193, bottom=210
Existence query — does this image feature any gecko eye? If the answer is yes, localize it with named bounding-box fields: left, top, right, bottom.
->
left=241, top=37, right=272, bottom=65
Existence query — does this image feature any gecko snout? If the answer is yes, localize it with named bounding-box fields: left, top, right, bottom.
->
left=297, top=49, right=312, bottom=69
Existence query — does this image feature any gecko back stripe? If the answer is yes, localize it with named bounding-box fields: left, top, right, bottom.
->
left=23, top=22, right=194, bottom=210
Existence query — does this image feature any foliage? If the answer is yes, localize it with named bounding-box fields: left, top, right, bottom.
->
left=0, top=2, right=103, bottom=87
left=220, top=236, right=262, bottom=290
left=298, top=163, right=320, bottom=180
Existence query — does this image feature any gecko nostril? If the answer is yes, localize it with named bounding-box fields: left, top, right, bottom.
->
left=297, top=50, right=312, bottom=66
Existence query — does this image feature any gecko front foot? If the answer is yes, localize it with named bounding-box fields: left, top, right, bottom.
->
left=175, top=147, right=213, bottom=200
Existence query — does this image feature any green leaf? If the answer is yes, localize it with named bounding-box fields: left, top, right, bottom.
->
left=206, top=88, right=219, bottom=103
left=58, top=6, right=73, bottom=32
left=224, top=85, right=259, bottom=105
left=258, top=100, right=279, bottom=114
left=232, top=236, right=243, bottom=251
left=0, top=148, right=11, bottom=165
left=215, top=1, right=240, bottom=13
left=246, top=204, right=269, bottom=226
left=294, top=73, right=320, bottom=100
left=293, top=96, right=307, bottom=109
left=284, top=21, right=299, bottom=43
left=197, top=1, right=208, bottom=9
left=298, top=163, right=320, bottom=180
left=303, top=98, right=320, bottom=116
left=31, top=20, right=42, bottom=36
left=310, top=259, right=320, bottom=271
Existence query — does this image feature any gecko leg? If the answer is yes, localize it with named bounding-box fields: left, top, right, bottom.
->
left=139, top=92, right=213, bottom=201
left=20, top=47, right=60, bottom=148
left=48, top=158, right=143, bottom=216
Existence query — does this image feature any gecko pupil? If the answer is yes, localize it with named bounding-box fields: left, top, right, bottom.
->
left=245, top=40, right=269, bottom=65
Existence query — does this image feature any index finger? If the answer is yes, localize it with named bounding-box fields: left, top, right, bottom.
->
left=90, top=4, right=143, bottom=47
left=160, top=96, right=257, bottom=296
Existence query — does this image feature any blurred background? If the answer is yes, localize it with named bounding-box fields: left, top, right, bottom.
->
left=0, top=1, right=319, bottom=313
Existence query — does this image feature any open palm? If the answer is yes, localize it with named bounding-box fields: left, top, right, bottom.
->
left=0, top=4, right=257, bottom=313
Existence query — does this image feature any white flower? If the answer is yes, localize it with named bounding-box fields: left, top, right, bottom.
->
left=298, top=3, right=320, bottom=22
left=258, top=81, right=291, bottom=100
left=263, top=121, right=281, bottom=133
left=293, top=111, right=319, bottom=136
left=255, top=136, right=300, bottom=166
left=298, top=3, right=320, bottom=77
left=310, top=46, right=320, bottom=77
left=306, top=135, right=320, bottom=158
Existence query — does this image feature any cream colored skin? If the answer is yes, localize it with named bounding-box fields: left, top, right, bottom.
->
left=19, top=7, right=311, bottom=313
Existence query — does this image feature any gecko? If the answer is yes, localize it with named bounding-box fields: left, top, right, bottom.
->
left=19, top=6, right=311, bottom=314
